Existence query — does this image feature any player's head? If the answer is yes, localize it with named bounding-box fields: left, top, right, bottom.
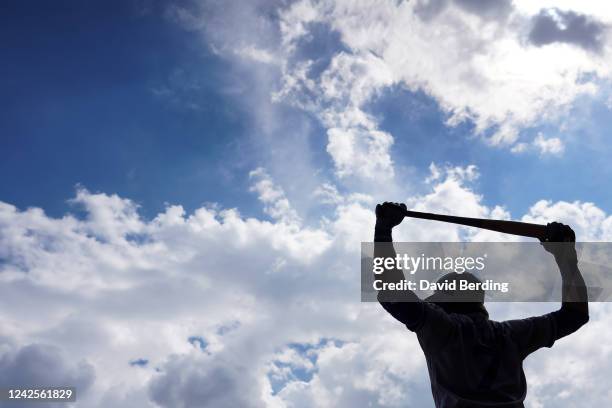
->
left=425, top=272, right=488, bottom=316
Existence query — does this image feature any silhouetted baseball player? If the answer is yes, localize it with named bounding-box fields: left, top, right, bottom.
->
left=374, top=202, right=589, bottom=408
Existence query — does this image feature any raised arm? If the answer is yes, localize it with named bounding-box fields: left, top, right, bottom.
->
left=498, top=222, right=590, bottom=357
left=374, top=202, right=424, bottom=327
left=542, top=222, right=589, bottom=338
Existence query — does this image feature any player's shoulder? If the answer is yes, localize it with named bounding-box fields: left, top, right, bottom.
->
left=487, top=318, right=511, bottom=335
left=490, top=316, right=540, bottom=340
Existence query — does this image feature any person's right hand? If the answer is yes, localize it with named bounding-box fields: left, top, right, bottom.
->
left=375, top=202, right=407, bottom=230
left=541, top=222, right=578, bottom=264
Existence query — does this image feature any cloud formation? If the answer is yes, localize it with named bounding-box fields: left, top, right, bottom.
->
left=1, top=165, right=612, bottom=406
left=529, top=8, right=607, bottom=52
left=0, top=343, right=94, bottom=408
left=3, top=1, right=612, bottom=407
left=187, top=0, right=612, bottom=179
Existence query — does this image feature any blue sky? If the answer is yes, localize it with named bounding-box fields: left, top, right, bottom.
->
left=4, top=1, right=612, bottom=223
left=1, top=1, right=260, bottom=219
left=3, top=1, right=612, bottom=407
left=374, top=86, right=612, bottom=214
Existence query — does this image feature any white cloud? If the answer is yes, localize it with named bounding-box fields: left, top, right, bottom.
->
left=236, top=46, right=279, bottom=65
left=511, top=142, right=529, bottom=153
left=326, top=126, right=394, bottom=179
left=276, top=338, right=431, bottom=407
left=0, top=343, right=95, bottom=408
left=274, top=50, right=396, bottom=180
left=511, top=133, right=565, bottom=155
left=166, top=0, right=606, bottom=185
left=273, top=0, right=612, bottom=158
left=533, top=133, right=565, bottom=156
left=3, top=164, right=612, bottom=406
left=522, top=199, right=612, bottom=241
left=313, top=183, right=344, bottom=205
left=249, top=167, right=302, bottom=225
left=149, top=352, right=267, bottom=408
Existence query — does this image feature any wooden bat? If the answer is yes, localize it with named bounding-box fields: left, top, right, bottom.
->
left=401, top=209, right=547, bottom=241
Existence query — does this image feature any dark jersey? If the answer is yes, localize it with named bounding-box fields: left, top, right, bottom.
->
left=380, top=301, right=587, bottom=407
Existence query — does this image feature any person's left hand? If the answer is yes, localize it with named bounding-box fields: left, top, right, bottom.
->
left=541, top=222, right=577, bottom=264
left=375, top=202, right=407, bottom=230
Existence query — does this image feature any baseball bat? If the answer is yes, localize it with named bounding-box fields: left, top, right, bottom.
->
left=401, top=209, right=547, bottom=241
